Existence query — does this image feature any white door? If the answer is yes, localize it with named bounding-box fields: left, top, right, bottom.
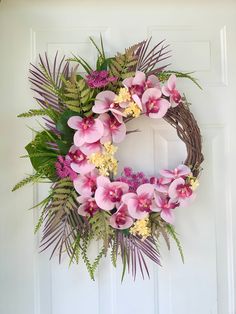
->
left=1, top=1, right=236, bottom=314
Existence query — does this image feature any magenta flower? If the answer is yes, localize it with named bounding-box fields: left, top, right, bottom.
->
left=86, top=70, right=117, bottom=88
left=117, top=167, right=149, bottom=192
left=77, top=195, right=99, bottom=217
left=150, top=176, right=172, bottom=193
left=123, top=183, right=154, bottom=219
left=67, top=145, right=95, bottom=174
left=68, top=116, right=104, bottom=147
left=55, top=156, right=77, bottom=180
left=160, top=164, right=191, bottom=179
left=92, top=91, right=125, bottom=123
left=162, top=74, right=182, bottom=107
left=73, top=169, right=98, bottom=197
left=95, top=176, right=129, bottom=210
left=109, top=204, right=134, bottom=230
left=99, top=113, right=126, bottom=143
left=151, top=193, right=177, bottom=224
left=142, top=88, right=170, bottom=118
left=168, top=178, right=195, bottom=207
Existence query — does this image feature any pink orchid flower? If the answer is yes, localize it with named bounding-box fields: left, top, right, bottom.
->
left=150, top=176, right=172, bottom=193
left=73, top=169, right=98, bottom=197
left=92, top=91, right=125, bottom=123
left=79, top=141, right=102, bottom=156
left=123, top=71, right=160, bottom=98
left=109, top=204, right=134, bottom=230
left=160, top=164, right=191, bottom=179
left=142, top=88, right=170, bottom=118
left=95, top=176, right=129, bottom=210
left=68, top=116, right=104, bottom=147
left=123, top=71, right=160, bottom=109
left=77, top=195, right=99, bottom=217
left=67, top=145, right=95, bottom=174
left=168, top=178, right=195, bottom=207
left=123, top=183, right=154, bottom=219
left=99, top=113, right=126, bottom=143
left=162, top=74, right=182, bottom=107
left=151, top=193, right=177, bottom=224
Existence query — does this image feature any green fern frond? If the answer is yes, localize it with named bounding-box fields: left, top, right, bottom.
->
left=81, top=236, right=94, bottom=280
left=109, top=46, right=138, bottom=85
left=166, top=224, right=185, bottom=263
left=34, top=206, right=47, bottom=234
left=18, top=109, right=48, bottom=118
left=63, top=77, right=93, bottom=114
left=12, top=172, right=43, bottom=191
left=90, top=211, right=114, bottom=250
left=91, top=246, right=106, bottom=275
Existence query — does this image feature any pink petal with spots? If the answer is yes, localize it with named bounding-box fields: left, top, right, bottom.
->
left=93, top=91, right=116, bottom=114
left=168, top=178, right=185, bottom=199
left=127, top=197, right=149, bottom=219
left=161, top=208, right=174, bottom=224
left=73, top=130, right=85, bottom=147
left=168, top=74, right=176, bottom=90
left=148, top=99, right=170, bottom=119
left=132, top=71, right=146, bottom=86
left=122, top=192, right=136, bottom=204
left=142, top=87, right=162, bottom=104
left=132, top=94, right=143, bottom=110
left=112, top=123, right=126, bottom=143
left=80, top=141, right=102, bottom=156
left=137, top=183, right=154, bottom=198
left=70, top=160, right=95, bottom=175
left=83, top=118, right=104, bottom=143
left=73, top=170, right=98, bottom=196
left=147, top=75, right=160, bottom=88
left=67, top=116, right=82, bottom=130
left=77, top=203, right=88, bottom=216
left=110, top=213, right=133, bottom=230
left=95, top=187, right=114, bottom=210
left=96, top=176, right=110, bottom=188
left=162, top=85, right=171, bottom=97
left=123, top=77, right=133, bottom=89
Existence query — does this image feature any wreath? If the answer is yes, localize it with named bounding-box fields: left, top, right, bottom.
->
left=14, top=36, right=204, bottom=280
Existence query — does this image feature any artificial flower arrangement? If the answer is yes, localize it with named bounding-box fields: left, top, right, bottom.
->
left=13, top=36, right=204, bottom=280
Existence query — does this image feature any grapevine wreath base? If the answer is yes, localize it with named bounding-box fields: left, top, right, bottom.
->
left=14, top=37, right=204, bottom=280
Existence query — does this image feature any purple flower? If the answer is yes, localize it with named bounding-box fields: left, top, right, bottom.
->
left=55, top=156, right=77, bottom=180
left=86, top=70, right=117, bottom=88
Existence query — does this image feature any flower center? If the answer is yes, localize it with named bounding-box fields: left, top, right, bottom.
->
left=171, top=90, right=181, bottom=103
left=176, top=184, right=192, bottom=198
left=107, top=187, right=123, bottom=202
left=130, top=85, right=144, bottom=97
left=85, top=200, right=99, bottom=216
left=115, top=212, right=127, bottom=226
left=146, top=98, right=160, bottom=113
left=138, top=196, right=152, bottom=212
left=68, top=150, right=86, bottom=164
left=81, top=117, right=95, bottom=130
left=109, top=117, right=120, bottom=131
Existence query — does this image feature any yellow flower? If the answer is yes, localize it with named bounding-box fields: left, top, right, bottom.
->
left=190, top=178, right=199, bottom=191
left=89, top=142, right=118, bottom=176
left=130, top=217, right=151, bottom=240
left=124, top=101, right=141, bottom=118
left=114, top=88, right=131, bottom=103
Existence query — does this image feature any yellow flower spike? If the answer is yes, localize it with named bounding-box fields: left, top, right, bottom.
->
left=190, top=178, right=199, bottom=191
left=89, top=143, right=118, bottom=176
left=114, top=88, right=131, bottom=103
left=130, top=217, right=151, bottom=240
left=124, top=101, right=141, bottom=118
